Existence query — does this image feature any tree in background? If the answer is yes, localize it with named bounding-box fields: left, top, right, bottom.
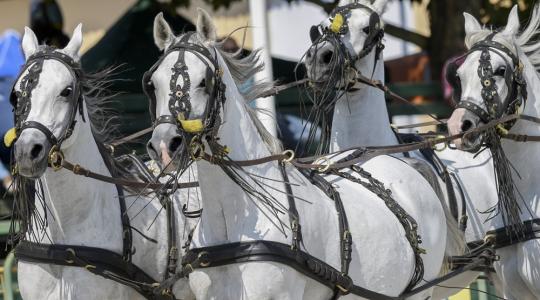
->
left=421, top=0, right=533, bottom=80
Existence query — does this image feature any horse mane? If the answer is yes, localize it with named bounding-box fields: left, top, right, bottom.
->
left=213, top=37, right=283, bottom=154
left=78, top=66, right=150, bottom=192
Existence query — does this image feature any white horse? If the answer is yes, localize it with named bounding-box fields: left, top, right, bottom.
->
left=447, top=5, right=540, bottom=299
left=303, top=1, right=503, bottom=298
left=146, top=8, right=452, bottom=299
left=12, top=25, right=193, bottom=299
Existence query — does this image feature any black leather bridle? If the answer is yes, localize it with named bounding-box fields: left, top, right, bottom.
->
left=309, top=1, right=385, bottom=87
left=10, top=47, right=85, bottom=151
left=9, top=48, right=176, bottom=300
left=446, top=33, right=527, bottom=128
left=142, top=32, right=225, bottom=139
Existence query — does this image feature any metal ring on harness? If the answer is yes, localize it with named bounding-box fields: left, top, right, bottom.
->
left=432, top=135, right=447, bottom=152
left=190, top=136, right=205, bottom=161
left=336, top=283, right=350, bottom=294
left=198, top=251, right=210, bottom=267
left=65, top=248, right=76, bottom=264
left=48, top=146, right=64, bottom=171
left=282, top=149, right=295, bottom=163
left=483, top=233, right=496, bottom=245
left=314, top=157, right=332, bottom=172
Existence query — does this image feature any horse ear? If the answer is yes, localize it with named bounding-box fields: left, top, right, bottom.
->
left=62, top=24, right=83, bottom=61
left=464, top=13, right=482, bottom=37
left=196, top=8, right=217, bottom=43
left=22, top=27, right=39, bottom=59
left=372, top=0, right=389, bottom=14
left=503, top=5, right=520, bottom=36
left=153, top=12, right=175, bottom=51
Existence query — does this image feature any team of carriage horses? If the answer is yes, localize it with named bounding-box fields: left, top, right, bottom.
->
left=5, top=0, right=540, bottom=299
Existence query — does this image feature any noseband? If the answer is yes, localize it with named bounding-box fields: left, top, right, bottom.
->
left=447, top=33, right=527, bottom=128
left=143, top=32, right=226, bottom=140
left=8, top=47, right=84, bottom=154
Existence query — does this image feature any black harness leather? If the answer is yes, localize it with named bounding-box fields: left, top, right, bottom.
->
left=169, top=164, right=426, bottom=299
left=14, top=240, right=170, bottom=300
left=396, top=133, right=469, bottom=232
left=10, top=48, right=177, bottom=299
left=143, top=32, right=225, bottom=135
left=446, top=33, right=527, bottom=129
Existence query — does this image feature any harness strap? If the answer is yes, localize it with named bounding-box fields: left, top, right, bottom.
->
left=484, top=218, right=540, bottom=249
left=181, top=239, right=496, bottom=300
left=19, top=120, right=58, bottom=146
left=183, top=240, right=395, bottom=299
left=14, top=240, right=171, bottom=300
left=279, top=163, right=303, bottom=250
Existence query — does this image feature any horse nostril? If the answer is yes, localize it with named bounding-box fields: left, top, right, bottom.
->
left=322, top=50, right=333, bottom=64
left=30, top=144, right=43, bottom=160
left=168, top=137, right=183, bottom=154
left=461, top=119, right=474, bottom=132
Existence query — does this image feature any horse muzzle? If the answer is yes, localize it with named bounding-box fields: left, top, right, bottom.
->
left=14, top=128, right=52, bottom=178
left=448, top=107, right=483, bottom=152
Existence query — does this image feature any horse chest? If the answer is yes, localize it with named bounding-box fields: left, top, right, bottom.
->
left=18, top=262, right=138, bottom=300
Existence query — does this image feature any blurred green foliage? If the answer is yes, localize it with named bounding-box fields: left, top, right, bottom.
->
left=478, top=0, right=535, bottom=27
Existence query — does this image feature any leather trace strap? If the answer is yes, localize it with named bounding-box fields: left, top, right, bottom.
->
left=14, top=240, right=171, bottom=300
left=483, top=218, right=540, bottom=249
left=178, top=239, right=496, bottom=300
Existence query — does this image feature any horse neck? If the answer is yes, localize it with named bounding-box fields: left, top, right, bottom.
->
left=35, top=105, right=122, bottom=251
left=502, top=53, right=540, bottom=211
left=194, top=73, right=288, bottom=245
left=330, top=52, right=398, bottom=151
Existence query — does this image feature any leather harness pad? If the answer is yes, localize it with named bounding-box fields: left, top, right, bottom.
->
left=14, top=240, right=169, bottom=300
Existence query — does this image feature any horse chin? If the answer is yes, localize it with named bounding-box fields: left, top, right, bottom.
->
left=461, top=133, right=483, bottom=153
left=17, top=159, right=48, bottom=179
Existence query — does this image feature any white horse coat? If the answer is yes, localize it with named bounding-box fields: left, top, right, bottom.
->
left=13, top=25, right=194, bottom=300
left=147, top=9, right=450, bottom=300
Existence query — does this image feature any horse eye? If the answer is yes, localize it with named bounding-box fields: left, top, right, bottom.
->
left=362, top=27, right=370, bottom=34
left=199, top=79, right=206, bottom=88
left=494, top=66, right=506, bottom=77
left=60, top=86, right=72, bottom=97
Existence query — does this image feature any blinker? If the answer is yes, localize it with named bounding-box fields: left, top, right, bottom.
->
left=4, top=127, right=17, bottom=147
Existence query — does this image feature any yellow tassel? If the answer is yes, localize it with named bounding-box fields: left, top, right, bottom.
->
left=180, top=119, right=204, bottom=133
left=330, top=14, right=344, bottom=33
left=3, top=127, right=17, bottom=147
left=496, top=124, right=509, bottom=136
